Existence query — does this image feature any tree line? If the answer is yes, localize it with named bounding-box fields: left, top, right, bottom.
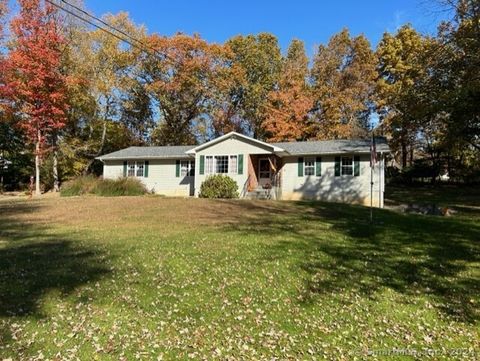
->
left=0, top=0, right=479, bottom=193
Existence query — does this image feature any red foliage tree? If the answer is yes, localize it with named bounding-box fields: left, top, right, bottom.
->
left=7, top=0, right=68, bottom=195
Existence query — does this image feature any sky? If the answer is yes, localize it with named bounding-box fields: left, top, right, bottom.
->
left=83, top=0, right=452, bottom=56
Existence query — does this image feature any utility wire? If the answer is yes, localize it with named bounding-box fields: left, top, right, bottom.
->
left=45, top=0, right=166, bottom=60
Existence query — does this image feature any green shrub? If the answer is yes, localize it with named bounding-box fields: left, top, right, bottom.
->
left=61, top=176, right=147, bottom=197
left=199, top=174, right=239, bottom=199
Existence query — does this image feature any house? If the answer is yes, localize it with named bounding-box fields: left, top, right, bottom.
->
left=97, top=132, right=390, bottom=207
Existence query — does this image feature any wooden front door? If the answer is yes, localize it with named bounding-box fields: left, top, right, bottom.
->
left=258, top=158, right=271, bottom=187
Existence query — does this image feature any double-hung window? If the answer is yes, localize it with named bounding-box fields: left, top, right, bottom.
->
left=304, top=157, right=315, bottom=176
left=205, top=156, right=214, bottom=175
left=341, top=156, right=353, bottom=175
left=180, top=160, right=195, bottom=177
left=215, top=156, right=229, bottom=174
left=127, top=161, right=136, bottom=177
left=127, top=161, right=145, bottom=177
left=229, top=155, right=238, bottom=175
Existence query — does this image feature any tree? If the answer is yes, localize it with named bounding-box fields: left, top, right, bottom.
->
left=376, top=25, right=429, bottom=168
left=226, top=33, right=282, bottom=139
left=7, top=0, right=69, bottom=195
left=311, top=29, right=377, bottom=140
left=263, top=39, right=314, bottom=141
left=63, top=12, right=146, bottom=174
left=145, top=33, right=235, bottom=145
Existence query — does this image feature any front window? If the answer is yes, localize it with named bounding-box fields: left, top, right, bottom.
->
left=304, top=157, right=315, bottom=176
left=181, top=160, right=195, bottom=177
left=229, top=155, right=238, bottom=175
left=136, top=162, right=144, bottom=177
left=341, top=156, right=353, bottom=175
left=128, top=161, right=135, bottom=177
left=181, top=160, right=189, bottom=177
left=215, top=155, right=229, bottom=174
left=205, top=156, right=213, bottom=174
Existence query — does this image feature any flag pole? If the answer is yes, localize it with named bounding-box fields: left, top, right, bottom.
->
left=370, top=160, right=373, bottom=223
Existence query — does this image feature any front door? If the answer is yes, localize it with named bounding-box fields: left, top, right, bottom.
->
left=258, top=158, right=271, bottom=187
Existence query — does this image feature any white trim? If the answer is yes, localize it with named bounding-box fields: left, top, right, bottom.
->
left=185, top=132, right=284, bottom=154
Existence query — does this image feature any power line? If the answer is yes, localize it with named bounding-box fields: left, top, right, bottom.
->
left=45, top=0, right=165, bottom=61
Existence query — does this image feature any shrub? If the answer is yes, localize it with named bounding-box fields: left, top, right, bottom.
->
left=60, top=175, right=98, bottom=196
left=199, top=174, right=239, bottom=199
left=61, top=176, right=147, bottom=197
left=92, top=177, right=147, bottom=196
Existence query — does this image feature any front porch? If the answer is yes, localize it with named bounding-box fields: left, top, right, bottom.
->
left=244, top=154, right=282, bottom=200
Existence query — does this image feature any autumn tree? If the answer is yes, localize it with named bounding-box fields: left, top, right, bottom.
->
left=263, top=39, right=314, bottom=141
left=311, top=29, right=377, bottom=140
left=376, top=25, right=430, bottom=168
left=7, top=0, right=69, bottom=195
left=226, top=33, right=282, bottom=139
left=62, top=12, right=146, bottom=174
left=144, top=33, right=235, bottom=145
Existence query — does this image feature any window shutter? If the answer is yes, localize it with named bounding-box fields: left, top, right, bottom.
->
left=144, top=161, right=149, bottom=178
left=123, top=161, right=127, bottom=177
left=334, top=157, right=341, bottom=176
left=354, top=155, right=360, bottom=176
left=315, top=157, right=322, bottom=176
left=176, top=160, right=180, bottom=177
left=199, top=155, right=205, bottom=175
left=298, top=157, right=304, bottom=177
left=238, top=154, right=244, bottom=175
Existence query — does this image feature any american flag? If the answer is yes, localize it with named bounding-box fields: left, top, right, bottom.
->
left=370, top=135, right=377, bottom=168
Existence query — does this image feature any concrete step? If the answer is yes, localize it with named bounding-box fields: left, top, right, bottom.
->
left=245, top=188, right=271, bottom=200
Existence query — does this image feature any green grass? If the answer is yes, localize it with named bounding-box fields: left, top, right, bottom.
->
left=0, top=186, right=479, bottom=360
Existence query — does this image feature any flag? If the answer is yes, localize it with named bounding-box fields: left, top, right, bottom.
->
left=370, top=135, right=377, bottom=168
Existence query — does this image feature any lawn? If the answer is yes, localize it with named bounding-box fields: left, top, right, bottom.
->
left=0, top=187, right=479, bottom=360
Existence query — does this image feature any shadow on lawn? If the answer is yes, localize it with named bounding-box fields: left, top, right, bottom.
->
left=226, top=200, right=480, bottom=323
left=0, top=201, right=111, bottom=317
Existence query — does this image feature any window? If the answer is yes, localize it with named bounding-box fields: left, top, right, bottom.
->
left=180, top=160, right=189, bottom=177
left=304, top=157, right=315, bottom=176
left=341, top=156, right=353, bottom=175
left=136, top=162, right=144, bottom=177
left=229, top=155, right=238, bottom=174
left=180, top=160, right=195, bottom=177
left=215, top=156, right=229, bottom=174
left=205, top=156, right=213, bottom=174
left=127, top=161, right=135, bottom=177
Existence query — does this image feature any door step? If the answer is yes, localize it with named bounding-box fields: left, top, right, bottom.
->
left=245, top=188, right=271, bottom=200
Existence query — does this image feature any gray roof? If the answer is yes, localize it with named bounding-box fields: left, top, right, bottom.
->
left=98, top=145, right=194, bottom=160
left=272, top=137, right=390, bottom=155
left=98, top=137, right=389, bottom=160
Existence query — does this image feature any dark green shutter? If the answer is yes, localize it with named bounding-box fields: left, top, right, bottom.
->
left=354, top=155, right=360, bottom=176
left=334, top=157, right=341, bottom=176
left=175, top=160, right=180, bottom=177
left=238, top=154, right=244, bottom=175
left=144, top=161, right=149, bottom=178
left=199, top=155, right=205, bottom=175
left=298, top=157, right=304, bottom=177
left=315, top=157, right=322, bottom=176
left=123, top=161, right=127, bottom=177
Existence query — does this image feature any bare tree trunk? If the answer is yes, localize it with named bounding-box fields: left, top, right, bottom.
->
left=83, top=117, right=107, bottom=175
left=35, top=129, right=41, bottom=196
left=401, top=141, right=407, bottom=169
left=53, top=132, right=59, bottom=192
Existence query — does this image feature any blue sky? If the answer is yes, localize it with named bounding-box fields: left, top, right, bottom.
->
left=83, top=0, right=451, bottom=55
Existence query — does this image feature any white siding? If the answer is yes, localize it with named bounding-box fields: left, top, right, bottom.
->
left=103, top=159, right=194, bottom=197
left=280, top=154, right=385, bottom=207
left=194, top=137, right=273, bottom=197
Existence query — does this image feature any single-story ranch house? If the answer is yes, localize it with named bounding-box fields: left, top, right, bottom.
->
left=97, top=132, right=390, bottom=207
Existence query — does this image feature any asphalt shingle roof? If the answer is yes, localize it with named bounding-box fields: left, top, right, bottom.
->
left=98, top=137, right=389, bottom=160
left=98, top=145, right=194, bottom=160
left=272, top=137, right=389, bottom=155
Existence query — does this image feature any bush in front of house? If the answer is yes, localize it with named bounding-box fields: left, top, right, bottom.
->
left=61, top=176, right=147, bottom=197
left=199, top=174, right=239, bottom=199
